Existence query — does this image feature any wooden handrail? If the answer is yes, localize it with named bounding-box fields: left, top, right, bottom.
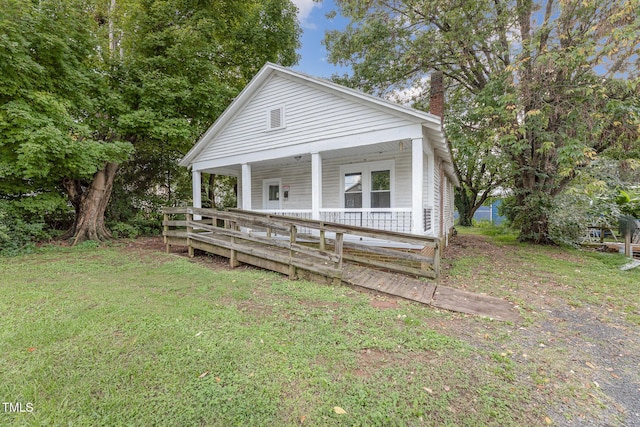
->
left=161, top=207, right=440, bottom=281
left=226, top=208, right=440, bottom=246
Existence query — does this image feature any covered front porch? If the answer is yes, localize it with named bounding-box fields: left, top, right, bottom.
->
left=189, top=137, right=439, bottom=237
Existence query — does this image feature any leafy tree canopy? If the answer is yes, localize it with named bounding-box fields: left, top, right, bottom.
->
left=1, top=0, right=301, bottom=249
left=325, top=0, right=640, bottom=243
left=0, top=0, right=132, bottom=198
left=112, top=0, right=301, bottom=208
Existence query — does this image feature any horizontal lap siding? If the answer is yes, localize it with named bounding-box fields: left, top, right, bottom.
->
left=251, top=162, right=311, bottom=210
left=197, top=75, right=415, bottom=163
left=434, top=162, right=441, bottom=237
left=322, top=151, right=412, bottom=209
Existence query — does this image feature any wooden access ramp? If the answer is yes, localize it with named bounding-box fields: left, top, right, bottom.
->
left=342, top=265, right=520, bottom=322
left=162, top=207, right=520, bottom=322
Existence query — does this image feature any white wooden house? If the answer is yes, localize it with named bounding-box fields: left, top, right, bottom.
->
left=180, top=63, right=458, bottom=243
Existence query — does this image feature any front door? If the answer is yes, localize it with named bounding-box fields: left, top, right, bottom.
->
left=263, top=179, right=281, bottom=210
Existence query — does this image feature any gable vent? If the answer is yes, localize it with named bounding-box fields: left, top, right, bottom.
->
left=266, top=106, right=285, bottom=131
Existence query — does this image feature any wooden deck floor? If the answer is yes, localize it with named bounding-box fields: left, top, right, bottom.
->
left=342, top=265, right=520, bottom=322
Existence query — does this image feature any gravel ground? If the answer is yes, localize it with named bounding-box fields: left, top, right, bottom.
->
left=541, top=307, right=640, bottom=427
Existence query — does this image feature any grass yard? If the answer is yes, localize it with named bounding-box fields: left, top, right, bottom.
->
left=1, top=230, right=639, bottom=426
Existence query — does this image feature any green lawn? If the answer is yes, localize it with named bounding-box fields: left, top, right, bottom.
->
left=1, top=235, right=637, bottom=426
left=452, top=226, right=640, bottom=321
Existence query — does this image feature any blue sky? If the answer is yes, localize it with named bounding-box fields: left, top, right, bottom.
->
left=290, top=0, right=351, bottom=78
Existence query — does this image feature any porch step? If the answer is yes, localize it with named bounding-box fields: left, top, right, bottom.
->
left=342, top=264, right=520, bottom=322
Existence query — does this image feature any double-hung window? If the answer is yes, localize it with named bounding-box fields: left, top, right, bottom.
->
left=370, top=170, right=390, bottom=208
left=344, top=172, right=363, bottom=208
left=341, top=161, right=393, bottom=209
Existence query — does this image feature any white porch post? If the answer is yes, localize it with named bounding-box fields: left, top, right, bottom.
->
left=192, top=170, right=202, bottom=220
left=241, top=163, right=252, bottom=210
left=411, top=138, right=424, bottom=235
left=192, top=170, right=202, bottom=208
left=426, top=147, right=436, bottom=234
left=311, top=152, right=322, bottom=221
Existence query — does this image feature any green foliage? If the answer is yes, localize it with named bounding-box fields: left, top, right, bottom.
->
left=1, top=0, right=301, bottom=245
left=325, top=0, right=640, bottom=244
left=0, top=196, right=70, bottom=255
left=616, top=189, right=640, bottom=218
left=0, top=0, right=133, bottom=186
left=0, top=0, right=133, bottom=246
left=547, top=160, right=639, bottom=245
left=0, top=206, right=47, bottom=256
left=109, top=222, right=140, bottom=239
left=112, top=0, right=301, bottom=207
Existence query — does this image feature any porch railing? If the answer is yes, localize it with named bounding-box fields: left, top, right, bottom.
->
left=254, top=208, right=413, bottom=234
left=320, top=209, right=413, bottom=234
left=162, top=207, right=441, bottom=280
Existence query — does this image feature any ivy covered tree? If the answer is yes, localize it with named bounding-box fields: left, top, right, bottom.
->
left=325, top=0, right=640, bottom=243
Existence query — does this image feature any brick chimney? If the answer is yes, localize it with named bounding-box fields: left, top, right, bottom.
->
left=429, top=71, right=444, bottom=123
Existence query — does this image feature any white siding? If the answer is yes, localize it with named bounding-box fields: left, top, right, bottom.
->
left=422, top=153, right=431, bottom=232
left=321, top=151, right=412, bottom=209
left=196, top=75, right=416, bottom=163
left=251, top=162, right=311, bottom=210
left=443, top=176, right=453, bottom=232
left=433, top=161, right=441, bottom=237
left=445, top=178, right=455, bottom=231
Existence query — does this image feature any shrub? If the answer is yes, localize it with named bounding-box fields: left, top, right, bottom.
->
left=0, top=198, right=67, bottom=256
left=109, top=222, right=140, bottom=239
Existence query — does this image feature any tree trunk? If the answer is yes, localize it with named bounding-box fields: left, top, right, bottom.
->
left=455, top=189, right=474, bottom=226
left=61, top=162, right=119, bottom=245
left=455, top=186, right=491, bottom=227
left=518, top=212, right=554, bottom=244
left=514, top=183, right=555, bottom=245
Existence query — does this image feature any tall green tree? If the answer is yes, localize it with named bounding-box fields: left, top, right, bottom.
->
left=1, top=0, right=300, bottom=246
left=113, top=0, right=300, bottom=213
left=445, top=86, right=511, bottom=226
left=325, top=0, right=640, bottom=243
left=0, top=0, right=132, bottom=244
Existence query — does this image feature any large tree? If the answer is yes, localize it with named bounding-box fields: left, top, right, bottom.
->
left=325, top=0, right=640, bottom=243
left=444, top=86, right=511, bottom=226
left=0, top=0, right=132, bottom=244
left=110, top=0, right=301, bottom=218
left=1, top=0, right=300, bottom=245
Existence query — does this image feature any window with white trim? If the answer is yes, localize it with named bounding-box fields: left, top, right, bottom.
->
left=344, top=172, right=363, bottom=208
left=340, top=161, right=394, bottom=209
left=266, top=105, right=285, bottom=131
left=370, top=170, right=391, bottom=208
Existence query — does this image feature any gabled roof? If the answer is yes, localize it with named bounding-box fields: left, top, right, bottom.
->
left=180, top=62, right=458, bottom=185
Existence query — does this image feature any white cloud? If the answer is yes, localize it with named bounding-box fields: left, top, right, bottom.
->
left=387, top=77, right=430, bottom=106
left=291, top=0, right=320, bottom=29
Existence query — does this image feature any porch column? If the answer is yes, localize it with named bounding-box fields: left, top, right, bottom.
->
left=192, top=170, right=202, bottom=208
left=426, top=150, right=436, bottom=234
left=311, top=152, right=322, bottom=221
left=411, top=138, right=424, bottom=235
left=192, top=170, right=202, bottom=220
left=241, top=163, right=252, bottom=210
